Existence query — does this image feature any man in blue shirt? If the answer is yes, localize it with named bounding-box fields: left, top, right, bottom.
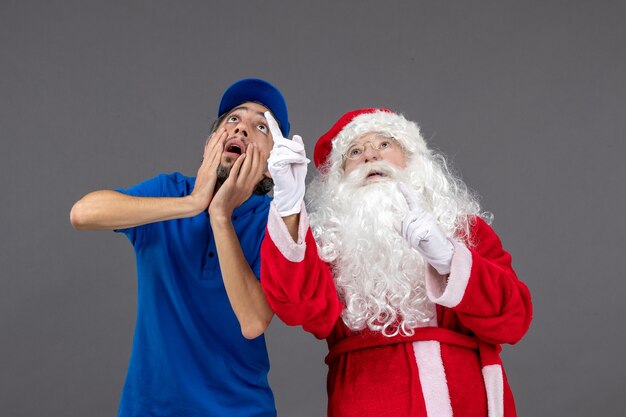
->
left=70, top=78, right=292, bottom=417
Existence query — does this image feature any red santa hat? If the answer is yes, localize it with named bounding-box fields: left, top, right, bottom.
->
left=313, top=108, right=429, bottom=170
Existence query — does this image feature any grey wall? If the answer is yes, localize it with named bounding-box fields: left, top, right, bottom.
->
left=2, top=1, right=625, bottom=416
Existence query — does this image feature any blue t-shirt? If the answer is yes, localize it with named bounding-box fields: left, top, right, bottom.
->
left=115, top=172, right=276, bottom=417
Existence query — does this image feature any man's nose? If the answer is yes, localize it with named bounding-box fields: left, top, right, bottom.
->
left=233, top=123, right=248, bottom=138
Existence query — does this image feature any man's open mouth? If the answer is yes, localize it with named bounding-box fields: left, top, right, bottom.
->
left=224, top=139, right=245, bottom=156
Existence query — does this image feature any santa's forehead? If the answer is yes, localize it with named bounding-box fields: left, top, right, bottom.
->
left=349, top=132, right=394, bottom=143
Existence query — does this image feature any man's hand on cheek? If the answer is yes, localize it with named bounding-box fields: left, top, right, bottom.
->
left=209, top=143, right=264, bottom=221
left=190, top=128, right=227, bottom=213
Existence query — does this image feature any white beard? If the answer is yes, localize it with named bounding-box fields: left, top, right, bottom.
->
left=308, top=161, right=436, bottom=337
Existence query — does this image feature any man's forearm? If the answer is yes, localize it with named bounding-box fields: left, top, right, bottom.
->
left=70, top=190, right=203, bottom=230
left=210, top=215, right=274, bottom=339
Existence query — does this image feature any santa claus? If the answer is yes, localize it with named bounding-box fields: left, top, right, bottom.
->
left=261, top=108, right=532, bottom=417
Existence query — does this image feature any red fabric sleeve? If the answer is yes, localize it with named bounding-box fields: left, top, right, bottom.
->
left=261, top=227, right=343, bottom=339
left=453, top=218, right=533, bottom=345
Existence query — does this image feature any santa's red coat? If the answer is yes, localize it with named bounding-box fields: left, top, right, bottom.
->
left=261, top=205, right=532, bottom=417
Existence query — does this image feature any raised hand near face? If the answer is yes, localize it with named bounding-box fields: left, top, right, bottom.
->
left=208, top=139, right=268, bottom=221
left=397, top=182, right=455, bottom=275
left=265, top=111, right=309, bottom=216
left=189, top=127, right=227, bottom=213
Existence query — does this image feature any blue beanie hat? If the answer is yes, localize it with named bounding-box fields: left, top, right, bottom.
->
left=218, top=78, right=290, bottom=136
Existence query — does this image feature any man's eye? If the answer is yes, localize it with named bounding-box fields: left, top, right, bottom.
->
left=258, top=124, right=268, bottom=133
left=227, top=116, right=238, bottom=123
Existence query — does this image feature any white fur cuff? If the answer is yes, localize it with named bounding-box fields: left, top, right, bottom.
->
left=266, top=201, right=309, bottom=263
left=424, top=240, right=472, bottom=308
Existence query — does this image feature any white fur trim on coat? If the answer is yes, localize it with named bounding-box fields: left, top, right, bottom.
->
left=424, top=239, right=472, bottom=308
left=482, top=364, right=505, bottom=417
left=412, top=340, right=453, bottom=417
left=266, top=201, right=309, bottom=263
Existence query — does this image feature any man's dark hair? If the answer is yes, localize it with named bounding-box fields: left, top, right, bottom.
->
left=210, top=112, right=229, bottom=134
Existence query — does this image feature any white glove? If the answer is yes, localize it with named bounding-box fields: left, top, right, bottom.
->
left=265, top=111, right=310, bottom=216
left=397, top=182, right=454, bottom=275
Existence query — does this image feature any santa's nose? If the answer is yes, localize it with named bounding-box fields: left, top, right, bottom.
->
left=363, top=146, right=381, bottom=161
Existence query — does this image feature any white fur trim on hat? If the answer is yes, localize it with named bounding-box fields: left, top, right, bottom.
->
left=331, top=111, right=428, bottom=161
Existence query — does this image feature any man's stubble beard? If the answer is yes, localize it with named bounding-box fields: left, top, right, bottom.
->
left=216, top=160, right=274, bottom=195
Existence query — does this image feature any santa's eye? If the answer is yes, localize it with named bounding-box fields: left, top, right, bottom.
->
left=348, top=146, right=363, bottom=158
left=378, top=140, right=392, bottom=150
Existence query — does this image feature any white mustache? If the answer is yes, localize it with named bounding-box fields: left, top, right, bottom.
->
left=344, top=161, right=401, bottom=186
